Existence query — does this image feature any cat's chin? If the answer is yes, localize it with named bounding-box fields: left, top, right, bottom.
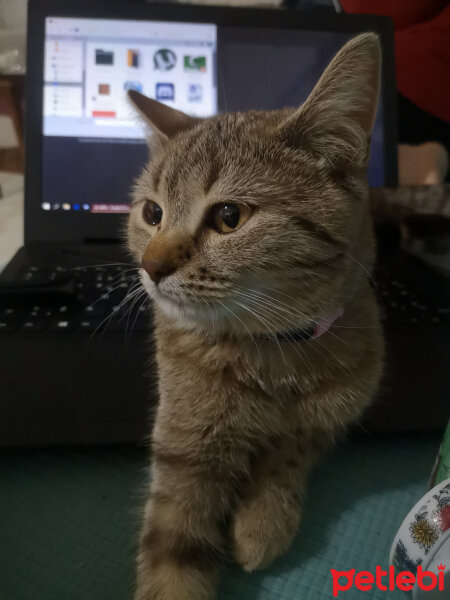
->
left=139, top=269, right=215, bottom=331
left=154, top=293, right=225, bottom=335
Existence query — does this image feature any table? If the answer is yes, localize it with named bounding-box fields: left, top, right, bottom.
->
left=0, top=435, right=440, bottom=600
left=0, top=189, right=23, bottom=271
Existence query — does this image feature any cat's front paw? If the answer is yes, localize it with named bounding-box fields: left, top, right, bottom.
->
left=231, top=493, right=301, bottom=572
left=135, top=563, right=216, bottom=600
left=135, top=581, right=214, bottom=600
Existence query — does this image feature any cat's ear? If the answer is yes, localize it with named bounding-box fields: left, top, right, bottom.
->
left=278, top=33, right=381, bottom=165
left=128, top=90, right=202, bottom=139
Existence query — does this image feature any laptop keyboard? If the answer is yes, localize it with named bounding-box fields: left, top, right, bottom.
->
left=0, top=265, right=152, bottom=334
left=374, top=267, right=443, bottom=325
left=0, top=264, right=444, bottom=334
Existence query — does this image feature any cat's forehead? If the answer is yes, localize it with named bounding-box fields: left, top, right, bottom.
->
left=138, top=110, right=297, bottom=220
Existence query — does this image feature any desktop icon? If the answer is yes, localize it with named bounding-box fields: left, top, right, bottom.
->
left=41, top=202, right=51, bottom=211
left=95, top=49, right=114, bottom=66
left=156, top=83, right=175, bottom=101
left=62, top=203, right=71, bottom=210
left=73, top=203, right=80, bottom=211
left=124, top=81, right=143, bottom=93
left=153, top=49, right=176, bottom=71
left=184, top=56, right=206, bottom=72
left=188, top=83, right=202, bottom=102
left=98, top=84, right=110, bottom=95
left=127, top=49, right=140, bottom=68
left=82, top=203, right=90, bottom=211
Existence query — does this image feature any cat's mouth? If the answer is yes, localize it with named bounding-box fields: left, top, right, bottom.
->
left=140, top=269, right=208, bottom=317
left=155, top=288, right=185, bottom=307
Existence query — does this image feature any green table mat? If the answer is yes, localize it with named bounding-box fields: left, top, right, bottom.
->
left=0, top=434, right=440, bottom=600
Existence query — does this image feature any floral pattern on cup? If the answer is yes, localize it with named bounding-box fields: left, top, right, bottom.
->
left=390, top=478, right=450, bottom=585
left=392, top=539, right=423, bottom=575
left=409, top=506, right=440, bottom=554
left=431, top=482, right=450, bottom=533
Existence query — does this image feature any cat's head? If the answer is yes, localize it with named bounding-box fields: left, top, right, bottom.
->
left=127, top=34, right=380, bottom=336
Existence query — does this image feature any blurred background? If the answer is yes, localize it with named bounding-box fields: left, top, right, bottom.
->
left=0, top=2, right=449, bottom=599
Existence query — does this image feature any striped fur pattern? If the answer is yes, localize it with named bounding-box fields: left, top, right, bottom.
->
left=127, top=34, right=384, bottom=599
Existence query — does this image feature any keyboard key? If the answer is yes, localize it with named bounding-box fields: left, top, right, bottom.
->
left=51, top=319, right=74, bottom=332
left=84, top=305, right=105, bottom=318
left=0, top=320, right=18, bottom=333
left=1, top=308, right=22, bottom=318
left=18, top=266, right=50, bottom=284
left=22, top=319, right=48, bottom=332
left=48, top=271, right=68, bottom=283
left=7, top=263, right=145, bottom=334
left=78, top=319, right=102, bottom=332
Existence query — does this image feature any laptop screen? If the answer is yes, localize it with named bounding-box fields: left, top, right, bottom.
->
left=42, top=16, right=386, bottom=216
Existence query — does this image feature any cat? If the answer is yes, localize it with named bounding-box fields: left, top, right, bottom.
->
left=126, top=33, right=384, bottom=600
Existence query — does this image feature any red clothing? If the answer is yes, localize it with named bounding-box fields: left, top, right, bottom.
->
left=340, top=0, right=450, bottom=124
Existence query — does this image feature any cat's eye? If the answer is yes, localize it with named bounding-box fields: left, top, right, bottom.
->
left=142, top=200, right=163, bottom=226
left=212, top=203, right=252, bottom=233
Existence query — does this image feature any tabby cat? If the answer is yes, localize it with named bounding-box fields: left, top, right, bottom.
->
left=127, top=33, right=384, bottom=600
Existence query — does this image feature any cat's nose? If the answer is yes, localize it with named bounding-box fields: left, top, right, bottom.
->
left=141, top=259, right=176, bottom=285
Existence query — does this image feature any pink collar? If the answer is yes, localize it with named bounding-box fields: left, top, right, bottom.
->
left=312, top=307, right=344, bottom=339
left=267, top=307, right=344, bottom=343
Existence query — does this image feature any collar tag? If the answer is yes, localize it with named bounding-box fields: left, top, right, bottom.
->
left=272, top=307, right=344, bottom=343
left=312, top=307, right=344, bottom=339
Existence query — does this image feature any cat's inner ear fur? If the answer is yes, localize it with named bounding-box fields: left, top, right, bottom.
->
left=278, top=33, right=381, bottom=166
left=128, top=90, right=202, bottom=139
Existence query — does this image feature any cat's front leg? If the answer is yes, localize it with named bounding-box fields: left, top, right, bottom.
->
left=232, top=357, right=380, bottom=573
left=135, top=447, right=241, bottom=600
left=231, top=432, right=315, bottom=572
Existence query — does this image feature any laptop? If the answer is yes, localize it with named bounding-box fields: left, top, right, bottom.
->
left=0, top=0, right=448, bottom=446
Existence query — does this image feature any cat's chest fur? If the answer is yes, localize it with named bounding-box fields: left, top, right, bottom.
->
left=151, top=284, right=382, bottom=445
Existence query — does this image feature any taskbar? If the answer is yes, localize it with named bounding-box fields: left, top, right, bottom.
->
left=41, top=202, right=130, bottom=213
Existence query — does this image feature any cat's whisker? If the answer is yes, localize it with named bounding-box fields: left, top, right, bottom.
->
left=215, top=299, right=263, bottom=362
left=102, top=275, right=140, bottom=296
left=61, top=262, right=136, bottom=273
left=238, top=287, right=350, bottom=365
left=91, top=286, right=142, bottom=340
left=88, top=306, right=117, bottom=342
left=261, top=286, right=349, bottom=348
left=68, top=265, right=142, bottom=321
left=212, top=301, right=221, bottom=345
left=343, top=253, right=377, bottom=289
left=100, top=267, right=141, bottom=286
left=124, top=286, right=148, bottom=334
left=244, top=281, right=374, bottom=334
left=82, top=274, right=141, bottom=311
left=250, top=286, right=324, bottom=327
left=233, top=290, right=325, bottom=375
left=126, top=291, right=150, bottom=346
left=233, top=290, right=327, bottom=370
left=117, top=282, right=145, bottom=323
left=237, top=288, right=310, bottom=329
left=232, top=300, right=286, bottom=366
left=202, top=299, right=217, bottom=339
left=330, top=324, right=377, bottom=330
left=87, top=283, right=145, bottom=342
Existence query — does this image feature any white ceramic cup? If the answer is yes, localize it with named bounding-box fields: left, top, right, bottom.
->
left=390, top=478, right=450, bottom=598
